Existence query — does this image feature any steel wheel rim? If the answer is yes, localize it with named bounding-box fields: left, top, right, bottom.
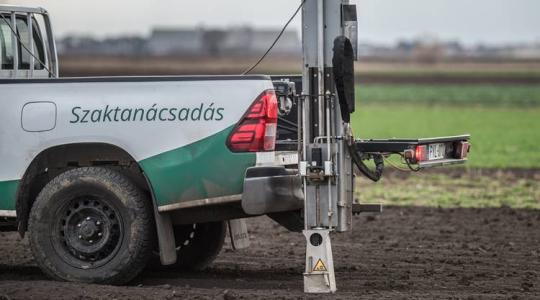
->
left=52, top=195, right=124, bottom=269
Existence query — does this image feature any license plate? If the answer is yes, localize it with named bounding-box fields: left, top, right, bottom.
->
left=275, top=152, right=298, bottom=165
left=428, top=143, right=446, bottom=160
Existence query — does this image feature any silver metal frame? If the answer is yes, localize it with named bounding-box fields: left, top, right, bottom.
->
left=0, top=5, right=58, bottom=78
left=300, top=0, right=355, bottom=293
left=157, top=194, right=242, bottom=212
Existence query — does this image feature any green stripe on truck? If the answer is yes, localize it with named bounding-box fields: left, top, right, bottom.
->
left=139, top=126, right=256, bottom=207
left=0, top=180, right=19, bottom=210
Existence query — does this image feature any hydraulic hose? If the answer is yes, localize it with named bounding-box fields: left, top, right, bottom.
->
left=348, top=143, right=384, bottom=182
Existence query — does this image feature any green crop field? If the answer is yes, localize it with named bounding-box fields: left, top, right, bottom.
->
left=351, top=84, right=540, bottom=168
left=356, top=170, right=540, bottom=209
left=356, top=84, right=540, bottom=107
left=355, top=69, right=540, bottom=80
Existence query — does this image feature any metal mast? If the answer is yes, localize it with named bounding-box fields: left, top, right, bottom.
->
left=300, top=0, right=357, bottom=293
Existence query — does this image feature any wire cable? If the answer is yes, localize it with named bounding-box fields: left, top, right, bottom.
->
left=349, top=143, right=385, bottom=182
left=0, top=14, right=55, bottom=77
left=383, top=154, right=411, bottom=172
left=404, top=154, right=421, bottom=172
left=383, top=152, right=421, bottom=172
left=242, top=0, right=306, bottom=75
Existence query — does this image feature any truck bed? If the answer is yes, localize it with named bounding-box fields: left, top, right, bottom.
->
left=0, top=75, right=274, bottom=212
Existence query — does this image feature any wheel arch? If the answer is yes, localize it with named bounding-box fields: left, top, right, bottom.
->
left=16, top=142, right=155, bottom=236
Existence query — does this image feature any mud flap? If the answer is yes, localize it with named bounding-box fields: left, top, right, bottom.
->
left=227, top=219, right=250, bottom=250
left=145, top=174, right=177, bottom=265
left=153, top=210, right=177, bottom=265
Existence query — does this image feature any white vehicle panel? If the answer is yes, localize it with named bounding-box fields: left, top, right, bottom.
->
left=0, top=77, right=273, bottom=181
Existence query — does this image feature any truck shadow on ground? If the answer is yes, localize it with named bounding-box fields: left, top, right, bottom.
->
left=0, top=265, right=47, bottom=281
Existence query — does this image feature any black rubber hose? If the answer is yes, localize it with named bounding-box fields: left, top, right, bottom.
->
left=348, top=143, right=384, bottom=182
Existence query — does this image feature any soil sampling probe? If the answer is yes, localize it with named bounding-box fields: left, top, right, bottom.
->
left=294, top=0, right=470, bottom=293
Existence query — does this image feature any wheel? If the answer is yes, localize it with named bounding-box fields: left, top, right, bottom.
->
left=28, top=167, right=154, bottom=285
left=173, top=221, right=226, bottom=270
left=151, top=221, right=226, bottom=270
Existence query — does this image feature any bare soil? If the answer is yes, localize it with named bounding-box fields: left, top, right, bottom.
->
left=0, top=203, right=539, bottom=299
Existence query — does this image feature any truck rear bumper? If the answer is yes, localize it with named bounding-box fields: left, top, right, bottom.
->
left=242, top=166, right=303, bottom=215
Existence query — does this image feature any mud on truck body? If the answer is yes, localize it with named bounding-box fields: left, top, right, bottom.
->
left=0, top=3, right=470, bottom=291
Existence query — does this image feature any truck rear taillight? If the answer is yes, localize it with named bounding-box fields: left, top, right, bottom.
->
left=415, top=145, right=427, bottom=162
left=227, top=90, right=278, bottom=152
left=410, top=141, right=469, bottom=163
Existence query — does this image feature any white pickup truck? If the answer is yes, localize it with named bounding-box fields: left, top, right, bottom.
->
left=1, top=5, right=304, bottom=284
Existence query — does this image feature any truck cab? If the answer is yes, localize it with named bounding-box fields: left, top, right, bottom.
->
left=0, top=5, right=58, bottom=79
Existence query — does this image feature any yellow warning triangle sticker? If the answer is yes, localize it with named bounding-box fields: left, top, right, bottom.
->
left=313, top=259, right=328, bottom=272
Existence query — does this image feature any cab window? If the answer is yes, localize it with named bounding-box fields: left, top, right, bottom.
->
left=0, top=16, right=15, bottom=70
left=16, top=17, right=45, bottom=70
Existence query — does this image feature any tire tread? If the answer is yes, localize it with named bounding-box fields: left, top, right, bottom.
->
left=28, top=167, right=154, bottom=285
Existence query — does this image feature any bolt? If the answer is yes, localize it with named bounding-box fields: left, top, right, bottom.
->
left=97, top=232, right=102, bottom=237
left=78, top=235, right=82, bottom=239
left=86, top=217, right=91, bottom=221
left=96, top=221, right=101, bottom=226
left=77, top=223, right=81, bottom=228
left=89, top=240, right=93, bottom=243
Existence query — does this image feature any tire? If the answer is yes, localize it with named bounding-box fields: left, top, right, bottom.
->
left=173, top=221, right=226, bottom=270
left=28, top=167, right=154, bottom=285
left=151, top=221, right=226, bottom=271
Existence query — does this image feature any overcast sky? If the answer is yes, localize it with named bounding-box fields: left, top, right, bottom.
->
left=3, top=0, right=540, bottom=45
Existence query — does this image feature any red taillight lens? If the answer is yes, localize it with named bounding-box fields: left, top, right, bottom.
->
left=415, top=145, right=427, bottom=162
left=227, top=90, right=278, bottom=152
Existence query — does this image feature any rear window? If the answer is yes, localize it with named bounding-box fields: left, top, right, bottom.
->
left=16, top=17, right=45, bottom=70
left=0, top=15, right=46, bottom=70
left=0, top=16, right=15, bottom=69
